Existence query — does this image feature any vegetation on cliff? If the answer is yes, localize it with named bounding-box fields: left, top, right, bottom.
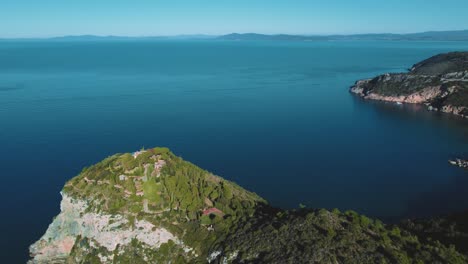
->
left=410, top=52, right=468, bottom=75
left=401, top=211, right=468, bottom=256
left=32, top=147, right=468, bottom=263
left=216, top=207, right=466, bottom=263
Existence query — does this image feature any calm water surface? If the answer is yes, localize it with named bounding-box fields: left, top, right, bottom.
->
left=0, top=40, right=467, bottom=261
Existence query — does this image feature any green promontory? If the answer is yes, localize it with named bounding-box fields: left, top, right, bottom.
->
left=30, top=148, right=467, bottom=263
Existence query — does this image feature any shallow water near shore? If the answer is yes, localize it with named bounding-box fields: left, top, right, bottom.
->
left=0, top=40, right=467, bottom=261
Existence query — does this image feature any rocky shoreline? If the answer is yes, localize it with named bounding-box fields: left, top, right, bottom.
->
left=350, top=52, right=468, bottom=119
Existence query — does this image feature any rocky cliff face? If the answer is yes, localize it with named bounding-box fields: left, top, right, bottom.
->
left=29, top=193, right=186, bottom=264
left=351, top=52, right=468, bottom=118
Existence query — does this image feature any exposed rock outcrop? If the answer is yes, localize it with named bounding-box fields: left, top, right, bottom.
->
left=29, top=193, right=186, bottom=264
left=351, top=52, right=468, bottom=118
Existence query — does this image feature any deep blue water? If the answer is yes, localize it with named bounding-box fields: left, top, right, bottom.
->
left=0, top=40, right=467, bottom=262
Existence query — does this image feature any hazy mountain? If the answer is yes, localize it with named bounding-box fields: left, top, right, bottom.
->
left=218, top=30, right=468, bottom=41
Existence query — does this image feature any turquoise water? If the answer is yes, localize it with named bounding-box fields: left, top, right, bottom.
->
left=0, top=40, right=467, bottom=261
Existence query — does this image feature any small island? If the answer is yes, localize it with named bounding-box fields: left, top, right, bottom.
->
left=30, top=147, right=468, bottom=263
left=449, top=158, right=468, bottom=169
left=351, top=52, right=468, bottom=118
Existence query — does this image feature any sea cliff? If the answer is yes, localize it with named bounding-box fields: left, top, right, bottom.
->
left=351, top=52, right=468, bottom=118
left=29, top=193, right=186, bottom=263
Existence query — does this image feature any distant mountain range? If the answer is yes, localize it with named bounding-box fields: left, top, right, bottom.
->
left=218, top=30, right=468, bottom=41
left=0, top=34, right=218, bottom=42
left=2, top=30, right=468, bottom=41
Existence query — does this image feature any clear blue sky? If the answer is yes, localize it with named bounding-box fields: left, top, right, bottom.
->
left=1, top=0, right=468, bottom=38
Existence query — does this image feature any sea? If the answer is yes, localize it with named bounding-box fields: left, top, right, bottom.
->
left=0, top=39, right=467, bottom=262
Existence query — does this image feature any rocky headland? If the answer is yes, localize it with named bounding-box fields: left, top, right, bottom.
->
left=30, top=147, right=468, bottom=263
left=351, top=52, right=468, bottom=118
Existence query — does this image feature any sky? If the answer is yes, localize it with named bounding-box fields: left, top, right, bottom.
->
left=1, top=0, right=468, bottom=38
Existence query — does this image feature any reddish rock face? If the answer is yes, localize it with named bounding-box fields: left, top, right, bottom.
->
left=203, top=207, right=224, bottom=216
